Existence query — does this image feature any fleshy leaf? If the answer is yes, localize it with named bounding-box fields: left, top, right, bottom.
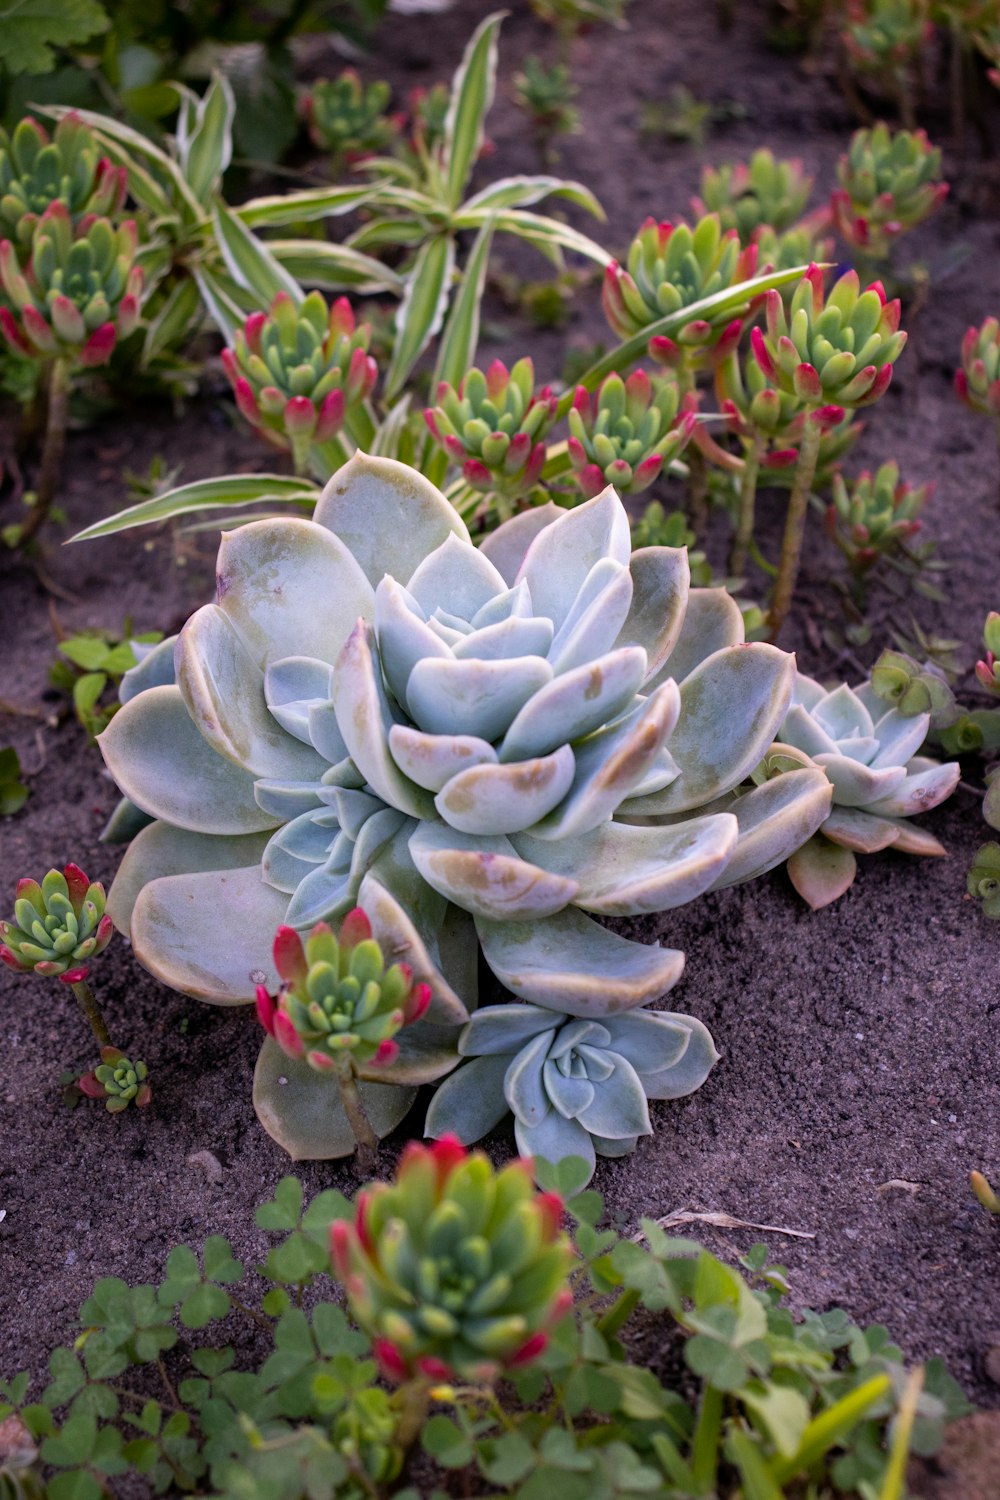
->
left=707, top=768, right=833, bottom=888
left=410, top=823, right=578, bottom=920
left=787, top=835, right=858, bottom=909
left=106, top=821, right=271, bottom=934
left=423, top=1053, right=513, bottom=1142
left=649, top=587, right=744, bottom=689
left=253, top=1039, right=416, bottom=1160
left=434, top=747, right=576, bottom=835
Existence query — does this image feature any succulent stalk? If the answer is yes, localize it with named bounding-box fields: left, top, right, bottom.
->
left=17, top=355, right=71, bottom=548
left=769, top=417, right=822, bottom=643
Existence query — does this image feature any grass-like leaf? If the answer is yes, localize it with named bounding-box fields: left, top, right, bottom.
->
left=69, top=476, right=319, bottom=543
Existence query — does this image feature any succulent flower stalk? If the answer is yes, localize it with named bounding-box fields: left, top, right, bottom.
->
left=79, top=1047, right=152, bottom=1112
left=831, top=123, right=946, bottom=263
left=303, top=72, right=401, bottom=169
left=329, top=1137, right=573, bottom=1384
left=221, top=292, right=377, bottom=476
left=774, top=673, right=960, bottom=908
left=0, top=114, right=126, bottom=246
left=751, top=264, right=906, bottom=638
left=566, top=369, right=695, bottom=500
left=424, top=358, right=557, bottom=510
left=826, top=461, right=929, bottom=577
left=692, top=149, right=813, bottom=244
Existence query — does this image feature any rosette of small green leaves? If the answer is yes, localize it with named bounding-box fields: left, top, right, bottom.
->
left=871, top=649, right=956, bottom=722
left=975, top=612, right=1000, bottom=696
left=426, top=1002, right=718, bottom=1182
left=0, top=204, right=142, bottom=369
left=752, top=264, right=906, bottom=417
left=0, top=115, right=126, bottom=246
left=303, top=72, right=400, bottom=168
left=602, top=213, right=757, bottom=369
left=753, top=219, right=835, bottom=276
left=831, top=123, right=947, bottom=261
left=406, top=83, right=451, bottom=159
left=967, top=842, right=1000, bottom=918
left=513, top=57, right=580, bottom=147
left=842, top=0, right=929, bottom=107
left=424, top=358, right=557, bottom=500
left=330, top=1136, right=573, bottom=1382
left=826, top=461, right=928, bottom=575
left=79, top=1047, right=152, bottom=1112
left=956, top=317, right=1000, bottom=420
left=221, top=292, right=377, bottom=474
left=567, top=369, right=695, bottom=499
left=256, top=909, right=431, bottom=1073
left=1, top=865, right=113, bottom=978
left=693, top=149, right=813, bottom=243
left=776, top=673, right=960, bottom=908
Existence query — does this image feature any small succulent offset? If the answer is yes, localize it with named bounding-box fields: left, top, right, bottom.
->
left=1, top=864, right=112, bottom=978
left=831, top=124, right=947, bottom=264
left=0, top=114, right=126, bottom=245
left=870, top=648, right=956, bottom=723
left=775, top=674, right=960, bottom=908
left=967, top=843, right=1000, bottom=919
left=602, top=213, right=757, bottom=372
left=826, top=461, right=929, bottom=578
left=424, top=358, right=557, bottom=509
left=255, top=911, right=431, bottom=1164
left=956, top=317, right=1000, bottom=493
left=841, top=2, right=929, bottom=122
left=566, top=369, right=695, bottom=500
left=99, top=454, right=832, bottom=1161
left=330, top=1136, right=572, bottom=1382
left=692, top=149, right=813, bottom=244
left=513, top=56, right=580, bottom=158
left=975, top=612, right=1000, bottom=698
left=303, top=72, right=400, bottom=169
left=79, top=1047, right=152, bottom=1112
left=426, top=1001, right=718, bottom=1181
left=221, top=293, right=377, bottom=476
left=0, top=203, right=142, bottom=368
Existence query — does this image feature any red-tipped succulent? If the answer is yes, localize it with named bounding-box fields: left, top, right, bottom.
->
left=956, top=317, right=1000, bottom=421
left=256, top=908, right=431, bottom=1073
left=424, top=357, right=557, bottom=501
left=566, top=368, right=695, bottom=499
left=1, top=864, right=113, bottom=978
left=329, top=1136, right=573, bottom=1383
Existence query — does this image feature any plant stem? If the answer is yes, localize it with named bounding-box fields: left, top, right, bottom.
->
left=730, top=435, right=762, bottom=577
left=393, top=1378, right=433, bottom=1452
left=690, top=1384, right=724, bottom=1494
left=335, top=1058, right=378, bottom=1174
left=18, top=358, right=72, bottom=549
left=595, top=1287, right=640, bottom=1341
left=68, top=978, right=112, bottom=1049
left=767, top=416, right=822, bottom=643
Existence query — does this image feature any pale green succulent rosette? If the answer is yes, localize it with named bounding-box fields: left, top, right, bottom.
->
left=777, top=673, right=960, bottom=910
left=426, top=1000, right=720, bottom=1183
left=99, top=454, right=832, bottom=1157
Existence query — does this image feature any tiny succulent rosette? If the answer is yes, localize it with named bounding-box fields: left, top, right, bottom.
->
left=0, top=203, right=142, bottom=367
left=975, top=613, right=1000, bottom=697
left=842, top=0, right=930, bottom=77
left=775, top=673, right=960, bottom=908
left=693, top=149, right=813, bottom=243
left=303, top=71, right=400, bottom=163
left=751, top=264, right=906, bottom=424
left=424, top=358, right=557, bottom=499
left=426, top=1001, right=718, bottom=1182
left=968, top=842, right=1000, bottom=919
left=826, top=461, right=928, bottom=573
left=79, top=1047, right=151, bottom=1112
left=832, top=123, right=946, bottom=259
left=602, top=213, right=757, bottom=369
left=330, top=1136, right=573, bottom=1382
left=221, top=292, right=377, bottom=471
left=567, top=369, right=696, bottom=499
left=256, top=909, right=431, bottom=1072
left=1, top=864, right=113, bottom=978
left=99, top=454, right=833, bottom=1159
left=0, top=114, right=126, bottom=245
left=871, top=649, right=956, bottom=722
left=955, top=317, right=1000, bottom=420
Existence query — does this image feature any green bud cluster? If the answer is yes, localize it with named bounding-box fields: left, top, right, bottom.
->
left=567, top=368, right=694, bottom=499
left=0, top=114, right=126, bottom=245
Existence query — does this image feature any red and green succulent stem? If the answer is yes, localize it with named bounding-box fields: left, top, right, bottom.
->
left=68, top=976, right=112, bottom=1049
left=730, top=432, right=763, bottom=578
left=334, top=1054, right=379, bottom=1173
left=767, top=415, right=822, bottom=642
left=19, top=356, right=72, bottom=548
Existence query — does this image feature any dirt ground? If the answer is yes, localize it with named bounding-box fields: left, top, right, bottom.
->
left=2, top=0, right=999, bottom=1479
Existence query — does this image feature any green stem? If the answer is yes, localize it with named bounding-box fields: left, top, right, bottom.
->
left=730, top=435, right=762, bottom=577
left=335, top=1058, right=378, bottom=1174
left=595, top=1287, right=640, bottom=1341
left=690, top=1384, right=724, bottom=1495
left=767, top=416, right=821, bottom=643
left=393, top=1377, right=433, bottom=1452
left=68, top=978, right=112, bottom=1049
left=18, top=357, right=72, bottom=548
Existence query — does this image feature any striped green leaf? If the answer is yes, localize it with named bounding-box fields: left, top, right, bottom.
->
left=70, top=475, right=319, bottom=543
left=347, top=217, right=432, bottom=251
left=371, top=396, right=413, bottom=459
left=454, top=206, right=611, bottom=266
left=192, top=265, right=248, bottom=344
left=177, top=74, right=235, bottom=202
left=442, top=11, right=504, bottom=209
left=268, top=240, right=403, bottom=295
left=433, top=219, right=494, bottom=388
left=213, top=202, right=303, bottom=307
left=142, top=278, right=203, bottom=365
left=384, top=233, right=455, bottom=400
left=235, top=184, right=375, bottom=228
left=461, top=174, right=604, bottom=219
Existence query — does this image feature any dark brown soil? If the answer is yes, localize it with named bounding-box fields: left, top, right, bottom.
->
left=2, top=0, right=1000, bottom=1476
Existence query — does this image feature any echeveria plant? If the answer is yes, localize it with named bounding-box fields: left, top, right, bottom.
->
left=98, top=455, right=831, bottom=1158
left=775, top=674, right=960, bottom=908
left=330, top=1136, right=572, bottom=1383
left=426, top=1000, right=718, bottom=1181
